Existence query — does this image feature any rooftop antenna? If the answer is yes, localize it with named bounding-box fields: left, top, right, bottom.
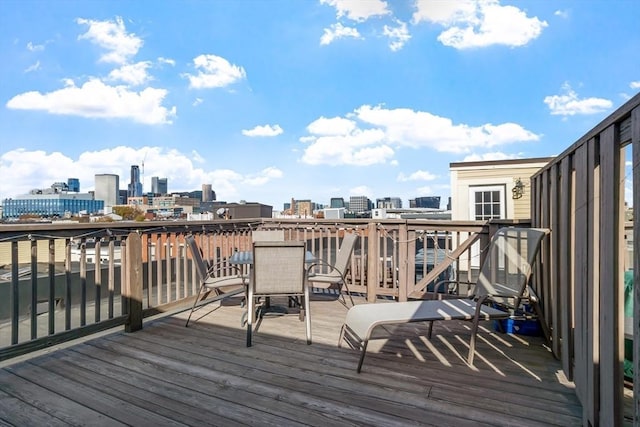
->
left=141, top=150, right=147, bottom=193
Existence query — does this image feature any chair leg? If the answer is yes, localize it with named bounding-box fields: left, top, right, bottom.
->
left=467, top=298, right=488, bottom=365
left=185, top=286, right=204, bottom=327
left=246, top=288, right=254, bottom=347
left=304, top=289, right=312, bottom=345
left=532, top=300, right=551, bottom=344
left=356, top=340, right=369, bottom=373
left=338, top=325, right=345, bottom=347
left=427, top=320, right=434, bottom=339
left=341, top=279, right=356, bottom=307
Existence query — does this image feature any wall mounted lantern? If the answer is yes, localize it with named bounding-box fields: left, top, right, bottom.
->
left=512, top=178, right=525, bottom=199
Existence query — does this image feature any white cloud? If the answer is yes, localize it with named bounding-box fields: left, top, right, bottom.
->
left=306, top=116, right=356, bottom=135
left=383, top=20, right=411, bottom=51
left=354, top=104, right=539, bottom=150
left=27, top=41, right=45, bottom=52
left=77, top=16, right=143, bottom=64
left=554, top=9, right=570, bottom=19
left=242, top=124, right=284, bottom=137
left=6, top=78, right=176, bottom=125
left=320, top=23, right=362, bottom=45
left=243, top=167, right=284, bottom=186
left=349, top=185, right=372, bottom=198
left=301, top=128, right=392, bottom=166
left=0, top=146, right=281, bottom=202
left=544, top=83, right=612, bottom=116
left=192, top=98, right=203, bottom=107
left=320, top=0, right=390, bottom=22
left=397, top=170, right=437, bottom=182
left=412, top=0, right=547, bottom=49
left=108, top=61, right=152, bottom=85
left=184, top=54, right=246, bottom=89
left=24, top=61, right=40, bottom=73
left=157, top=57, right=176, bottom=66
left=631, top=81, right=640, bottom=89
left=416, top=185, right=434, bottom=195
left=300, top=104, right=539, bottom=166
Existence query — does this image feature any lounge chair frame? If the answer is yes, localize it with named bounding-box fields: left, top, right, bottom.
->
left=338, top=227, right=550, bottom=372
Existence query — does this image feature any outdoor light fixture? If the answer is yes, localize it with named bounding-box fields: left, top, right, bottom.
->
left=512, top=178, right=525, bottom=199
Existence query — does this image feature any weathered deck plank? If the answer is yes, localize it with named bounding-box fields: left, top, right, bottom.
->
left=0, top=296, right=582, bottom=426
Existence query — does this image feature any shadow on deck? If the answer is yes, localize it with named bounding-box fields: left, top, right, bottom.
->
left=0, top=296, right=582, bottom=426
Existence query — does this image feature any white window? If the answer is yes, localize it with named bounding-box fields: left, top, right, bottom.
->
left=469, top=185, right=506, bottom=220
left=468, top=185, right=506, bottom=268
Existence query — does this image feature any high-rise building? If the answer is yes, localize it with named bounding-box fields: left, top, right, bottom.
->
left=95, top=174, right=120, bottom=207
left=376, top=197, right=402, bottom=209
left=128, top=165, right=143, bottom=198
left=202, top=184, right=215, bottom=202
left=2, top=192, right=103, bottom=219
left=411, top=196, right=441, bottom=209
left=330, top=197, right=345, bottom=208
left=151, top=177, right=168, bottom=195
left=295, top=199, right=314, bottom=217
left=67, top=178, right=80, bottom=192
left=349, top=196, right=371, bottom=213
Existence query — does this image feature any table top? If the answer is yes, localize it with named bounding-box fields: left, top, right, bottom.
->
left=229, top=250, right=316, bottom=265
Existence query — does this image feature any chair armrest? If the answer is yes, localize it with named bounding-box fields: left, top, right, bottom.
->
left=306, top=259, right=345, bottom=278
left=425, top=280, right=476, bottom=300
left=206, top=261, right=245, bottom=278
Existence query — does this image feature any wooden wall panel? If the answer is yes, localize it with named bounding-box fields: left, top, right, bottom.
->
left=559, top=156, right=574, bottom=379
left=549, top=164, right=561, bottom=357
left=598, top=124, right=623, bottom=426
left=586, top=137, right=599, bottom=425
left=573, top=144, right=589, bottom=410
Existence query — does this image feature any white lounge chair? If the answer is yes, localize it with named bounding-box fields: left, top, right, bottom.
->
left=338, top=227, right=550, bottom=372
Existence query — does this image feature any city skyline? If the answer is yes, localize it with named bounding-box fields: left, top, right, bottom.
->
left=1, top=170, right=430, bottom=212
left=1, top=1, right=638, bottom=209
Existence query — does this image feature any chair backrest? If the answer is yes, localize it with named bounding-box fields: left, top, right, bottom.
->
left=331, top=233, right=358, bottom=277
left=474, top=227, right=549, bottom=300
left=252, top=230, right=285, bottom=242
left=252, top=241, right=305, bottom=295
left=185, top=235, right=209, bottom=282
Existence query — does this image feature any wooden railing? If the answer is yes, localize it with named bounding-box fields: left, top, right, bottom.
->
left=531, top=92, right=639, bottom=426
left=0, top=218, right=512, bottom=361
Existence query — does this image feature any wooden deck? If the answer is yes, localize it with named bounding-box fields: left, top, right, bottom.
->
left=0, top=295, right=582, bottom=426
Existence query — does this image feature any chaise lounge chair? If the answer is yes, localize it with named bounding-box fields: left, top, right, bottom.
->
left=338, top=227, right=549, bottom=372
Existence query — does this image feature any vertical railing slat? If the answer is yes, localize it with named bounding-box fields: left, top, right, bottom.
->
left=599, top=124, right=624, bottom=426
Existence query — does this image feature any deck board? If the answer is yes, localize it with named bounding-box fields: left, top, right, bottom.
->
left=0, top=296, right=582, bottom=426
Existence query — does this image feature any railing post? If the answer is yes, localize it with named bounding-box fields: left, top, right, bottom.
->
left=397, top=223, right=408, bottom=302
left=367, top=223, right=379, bottom=303
left=124, top=232, right=143, bottom=332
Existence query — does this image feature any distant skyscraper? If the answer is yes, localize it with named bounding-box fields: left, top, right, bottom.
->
left=95, top=174, right=120, bottom=207
left=151, top=177, right=168, bottom=195
left=330, top=197, right=345, bottom=208
left=202, top=184, right=214, bottom=202
left=413, top=196, right=441, bottom=209
left=128, top=165, right=143, bottom=198
left=349, top=196, right=371, bottom=213
left=67, top=178, right=80, bottom=192
left=376, top=197, right=402, bottom=209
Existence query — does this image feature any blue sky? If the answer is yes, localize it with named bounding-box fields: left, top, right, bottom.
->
left=1, top=0, right=638, bottom=210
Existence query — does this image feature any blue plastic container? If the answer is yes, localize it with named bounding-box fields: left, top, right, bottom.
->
left=494, top=318, right=541, bottom=336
